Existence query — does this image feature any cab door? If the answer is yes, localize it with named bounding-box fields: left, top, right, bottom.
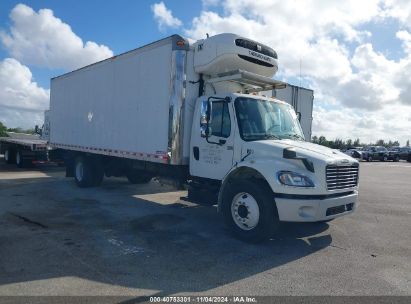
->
left=190, top=97, right=235, bottom=180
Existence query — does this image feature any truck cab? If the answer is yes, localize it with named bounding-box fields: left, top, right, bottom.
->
left=183, top=35, right=359, bottom=241
left=189, top=91, right=359, bottom=242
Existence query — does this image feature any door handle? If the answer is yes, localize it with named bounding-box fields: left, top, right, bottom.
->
left=193, top=147, right=199, bottom=160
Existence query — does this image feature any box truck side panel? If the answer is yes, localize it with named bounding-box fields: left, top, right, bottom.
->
left=296, top=88, right=313, bottom=141
left=273, top=85, right=313, bottom=141
left=50, top=42, right=174, bottom=161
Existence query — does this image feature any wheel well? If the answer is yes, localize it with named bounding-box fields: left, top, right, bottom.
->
left=217, top=166, right=273, bottom=211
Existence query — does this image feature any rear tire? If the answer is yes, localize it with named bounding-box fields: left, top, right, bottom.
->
left=367, top=156, right=372, bottom=162
left=4, top=149, right=15, bottom=164
left=126, top=170, right=152, bottom=184
left=383, top=155, right=388, bottom=162
left=222, top=179, right=279, bottom=243
left=91, top=157, right=104, bottom=186
left=74, top=156, right=94, bottom=187
left=16, top=150, right=30, bottom=168
left=394, top=156, right=400, bottom=162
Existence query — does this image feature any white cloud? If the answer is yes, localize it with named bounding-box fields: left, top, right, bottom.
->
left=383, top=0, right=411, bottom=29
left=312, top=104, right=411, bottom=145
left=0, top=4, right=113, bottom=70
left=151, top=2, right=182, bottom=31
left=0, top=58, right=49, bottom=128
left=396, top=30, right=411, bottom=55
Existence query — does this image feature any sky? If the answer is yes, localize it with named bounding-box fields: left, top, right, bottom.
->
left=0, top=0, right=410, bottom=145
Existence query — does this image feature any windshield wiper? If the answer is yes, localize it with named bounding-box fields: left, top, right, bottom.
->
left=282, top=133, right=305, bottom=141
left=261, top=134, right=281, bottom=140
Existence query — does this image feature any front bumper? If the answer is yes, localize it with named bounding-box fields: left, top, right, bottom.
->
left=275, top=191, right=358, bottom=222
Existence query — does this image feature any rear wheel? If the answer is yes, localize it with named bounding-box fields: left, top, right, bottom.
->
left=90, top=157, right=104, bottom=186
left=4, top=149, right=15, bottom=164
left=16, top=150, right=30, bottom=168
left=74, top=156, right=94, bottom=187
left=367, top=156, right=373, bottom=162
left=382, top=155, right=388, bottom=162
left=222, top=179, right=279, bottom=243
left=394, top=155, right=400, bottom=162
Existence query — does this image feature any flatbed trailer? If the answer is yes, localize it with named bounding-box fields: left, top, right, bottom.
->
left=0, top=133, right=58, bottom=167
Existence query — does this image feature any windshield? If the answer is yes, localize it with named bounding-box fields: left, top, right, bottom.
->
left=234, top=97, right=305, bottom=141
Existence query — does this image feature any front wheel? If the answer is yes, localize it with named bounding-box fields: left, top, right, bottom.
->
left=394, top=156, right=400, bottom=162
left=222, top=179, right=279, bottom=243
left=382, top=155, right=388, bottom=162
left=367, top=156, right=372, bottom=162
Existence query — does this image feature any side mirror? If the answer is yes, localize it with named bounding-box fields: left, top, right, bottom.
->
left=297, top=112, right=302, bottom=122
left=200, top=125, right=208, bottom=138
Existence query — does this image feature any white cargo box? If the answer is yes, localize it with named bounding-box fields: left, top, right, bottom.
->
left=50, top=35, right=189, bottom=165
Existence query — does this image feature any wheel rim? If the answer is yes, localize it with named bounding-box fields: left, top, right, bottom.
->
left=368, top=156, right=372, bottom=161
left=16, top=152, right=21, bottom=165
left=4, top=150, right=9, bottom=162
left=231, top=192, right=260, bottom=231
left=75, top=162, right=84, bottom=181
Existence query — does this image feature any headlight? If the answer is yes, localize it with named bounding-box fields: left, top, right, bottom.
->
left=277, top=171, right=314, bottom=187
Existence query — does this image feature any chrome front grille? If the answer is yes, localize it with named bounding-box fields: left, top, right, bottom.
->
left=326, top=164, right=359, bottom=190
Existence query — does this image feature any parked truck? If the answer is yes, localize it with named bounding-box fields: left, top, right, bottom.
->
left=0, top=111, right=63, bottom=167
left=49, top=33, right=359, bottom=242
left=0, top=131, right=48, bottom=167
left=272, top=85, right=313, bottom=141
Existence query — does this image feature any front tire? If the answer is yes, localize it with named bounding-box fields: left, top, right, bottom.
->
left=367, top=156, right=372, bottom=162
left=383, top=155, right=388, bottom=162
left=222, top=179, right=279, bottom=243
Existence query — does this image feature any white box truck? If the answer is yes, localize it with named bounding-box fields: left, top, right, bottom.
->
left=273, top=85, right=313, bottom=141
left=49, top=33, right=359, bottom=242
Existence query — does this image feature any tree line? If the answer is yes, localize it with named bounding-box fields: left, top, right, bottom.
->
left=311, top=135, right=410, bottom=150
left=0, top=121, right=35, bottom=137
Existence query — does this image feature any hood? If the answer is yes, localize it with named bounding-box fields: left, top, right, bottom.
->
left=245, top=139, right=357, bottom=164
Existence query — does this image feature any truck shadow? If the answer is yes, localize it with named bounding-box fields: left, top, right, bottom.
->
left=0, top=169, right=332, bottom=295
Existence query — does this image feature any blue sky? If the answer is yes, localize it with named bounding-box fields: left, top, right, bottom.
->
left=0, top=0, right=410, bottom=145
left=0, top=0, right=203, bottom=88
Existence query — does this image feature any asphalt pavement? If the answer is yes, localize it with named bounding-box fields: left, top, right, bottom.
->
left=0, top=159, right=410, bottom=297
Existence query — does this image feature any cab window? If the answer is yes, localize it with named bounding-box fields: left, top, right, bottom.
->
left=210, top=102, right=231, bottom=138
